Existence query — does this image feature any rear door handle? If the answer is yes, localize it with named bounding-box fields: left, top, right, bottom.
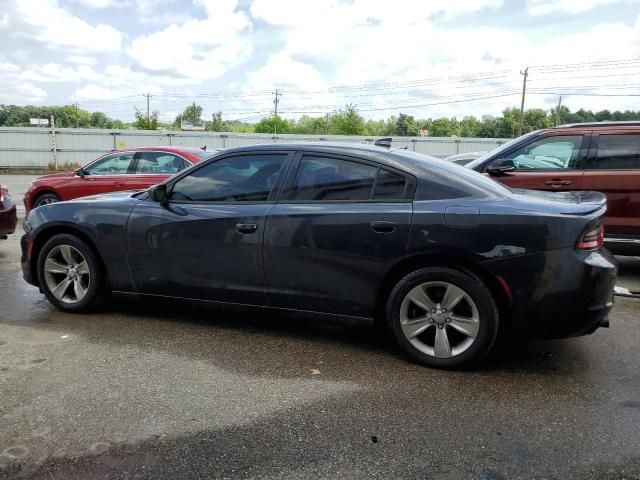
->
left=545, top=179, right=572, bottom=187
left=370, top=221, right=397, bottom=233
left=236, top=223, right=258, bottom=234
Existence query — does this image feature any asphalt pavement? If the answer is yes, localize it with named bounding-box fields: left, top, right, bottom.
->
left=1, top=175, right=639, bottom=479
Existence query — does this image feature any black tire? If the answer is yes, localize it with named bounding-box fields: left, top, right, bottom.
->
left=33, top=192, right=61, bottom=209
left=386, top=267, right=498, bottom=369
left=37, top=234, right=109, bottom=313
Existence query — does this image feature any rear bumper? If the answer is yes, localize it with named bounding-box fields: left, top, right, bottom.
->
left=483, top=247, right=617, bottom=339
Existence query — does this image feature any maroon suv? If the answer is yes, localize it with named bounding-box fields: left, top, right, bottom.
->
left=468, top=121, right=640, bottom=255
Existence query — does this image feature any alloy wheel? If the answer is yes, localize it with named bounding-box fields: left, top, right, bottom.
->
left=43, top=245, right=91, bottom=304
left=399, top=281, right=480, bottom=359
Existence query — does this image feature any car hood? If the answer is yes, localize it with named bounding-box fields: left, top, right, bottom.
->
left=67, top=190, right=143, bottom=203
left=33, top=171, right=76, bottom=183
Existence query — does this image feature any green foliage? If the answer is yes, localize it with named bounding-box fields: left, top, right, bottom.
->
left=254, top=115, right=291, bottom=134
left=329, top=104, right=365, bottom=135
left=181, top=102, right=203, bottom=125
left=134, top=110, right=159, bottom=130
left=3, top=103, right=640, bottom=138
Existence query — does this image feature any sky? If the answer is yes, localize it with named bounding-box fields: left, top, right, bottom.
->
left=1, top=0, right=640, bottom=124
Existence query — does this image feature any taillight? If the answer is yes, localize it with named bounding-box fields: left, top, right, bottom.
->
left=577, top=220, right=604, bottom=250
left=0, top=185, right=7, bottom=202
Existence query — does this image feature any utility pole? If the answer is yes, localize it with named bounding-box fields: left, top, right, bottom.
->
left=518, top=67, right=528, bottom=137
left=144, top=93, right=151, bottom=122
left=555, top=96, right=563, bottom=126
left=74, top=102, right=79, bottom=128
left=272, top=89, right=282, bottom=134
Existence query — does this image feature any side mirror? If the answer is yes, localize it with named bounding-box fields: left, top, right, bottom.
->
left=487, top=158, right=515, bottom=176
left=149, top=184, right=168, bottom=202
left=76, top=168, right=86, bottom=178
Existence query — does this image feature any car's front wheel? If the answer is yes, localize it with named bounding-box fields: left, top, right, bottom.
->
left=33, top=192, right=61, bottom=209
left=386, top=267, right=499, bottom=369
left=37, top=234, right=108, bottom=312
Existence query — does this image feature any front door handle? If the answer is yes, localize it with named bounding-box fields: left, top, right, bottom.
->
left=545, top=178, right=572, bottom=187
left=370, top=221, right=397, bottom=233
left=236, top=223, right=258, bottom=234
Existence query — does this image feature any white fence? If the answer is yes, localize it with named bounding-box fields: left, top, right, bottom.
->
left=0, top=127, right=510, bottom=168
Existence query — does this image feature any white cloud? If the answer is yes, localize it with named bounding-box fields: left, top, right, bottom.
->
left=67, top=55, right=98, bottom=65
left=0, top=0, right=123, bottom=52
left=126, top=0, right=252, bottom=80
left=246, top=0, right=640, bottom=120
left=19, top=63, right=100, bottom=83
left=66, top=0, right=124, bottom=7
left=527, top=0, right=640, bottom=16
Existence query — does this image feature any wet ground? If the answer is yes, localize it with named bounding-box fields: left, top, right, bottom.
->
left=1, top=175, right=639, bottom=479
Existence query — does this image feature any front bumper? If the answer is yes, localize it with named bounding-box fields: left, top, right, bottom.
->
left=0, top=201, right=17, bottom=236
left=483, top=247, right=617, bottom=339
left=21, top=233, right=38, bottom=286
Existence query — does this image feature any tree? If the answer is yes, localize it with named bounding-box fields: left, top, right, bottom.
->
left=134, top=110, right=159, bottom=130
left=429, top=118, right=456, bottom=137
left=329, top=104, right=365, bottom=135
left=459, top=116, right=481, bottom=137
left=209, top=111, right=225, bottom=132
left=394, top=113, right=419, bottom=136
left=181, top=102, right=203, bottom=125
left=254, top=115, right=291, bottom=134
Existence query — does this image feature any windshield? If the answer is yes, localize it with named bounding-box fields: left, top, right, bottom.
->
left=465, top=131, right=539, bottom=169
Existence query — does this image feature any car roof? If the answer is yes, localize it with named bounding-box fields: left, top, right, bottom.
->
left=214, top=142, right=443, bottom=175
left=111, top=146, right=207, bottom=154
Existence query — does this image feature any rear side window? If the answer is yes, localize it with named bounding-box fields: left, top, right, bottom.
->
left=291, top=156, right=377, bottom=201
left=372, top=169, right=407, bottom=199
left=595, top=134, right=640, bottom=169
left=136, top=152, right=187, bottom=174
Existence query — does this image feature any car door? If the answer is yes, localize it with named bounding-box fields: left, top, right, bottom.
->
left=582, top=131, right=640, bottom=236
left=126, top=151, right=293, bottom=304
left=126, top=151, right=191, bottom=191
left=484, top=134, right=588, bottom=191
left=65, top=152, right=135, bottom=200
left=263, top=152, right=414, bottom=318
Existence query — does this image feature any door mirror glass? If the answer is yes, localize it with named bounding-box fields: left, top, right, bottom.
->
left=487, top=159, right=515, bottom=176
left=149, top=184, right=167, bottom=202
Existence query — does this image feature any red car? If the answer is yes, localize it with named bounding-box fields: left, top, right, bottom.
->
left=0, top=184, right=18, bottom=239
left=24, top=146, right=213, bottom=213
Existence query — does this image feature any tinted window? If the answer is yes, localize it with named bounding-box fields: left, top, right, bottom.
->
left=291, top=156, right=376, bottom=201
left=87, top=153, right=134, bottom=175
left=373, top=169, right=407, bottom=200
left=169, top=154, right=286, bottom=202
left=136, top=152, right=187, bottom=174
left=595, top=134, right=640, bottom=169
left=503, top=135, right=582, bottom=170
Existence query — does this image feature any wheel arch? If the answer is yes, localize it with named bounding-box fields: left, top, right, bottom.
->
left=30, top=188, right=62, bottom=210
left=375, top=253, right=512, bottom=331
left=30, top=225, right=107, bottom=289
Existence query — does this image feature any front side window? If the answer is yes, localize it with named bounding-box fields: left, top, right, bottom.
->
left=594, top=134, right=640, bottom=169
left=291, top=156, right=377, bottom=201
left=87, top=153, right=134, bottom=175
left=169, top=154, right=287, bottom=202
left=502, top=135, right=583, bottom=170
left=136, top=152, right=188, bottom=174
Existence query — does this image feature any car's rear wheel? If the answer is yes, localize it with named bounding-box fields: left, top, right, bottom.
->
left=33, top=192, right=61, bottom=209
left=37, top=234, right=108, bottom=312
left=386, top=267, right=498, bottom=369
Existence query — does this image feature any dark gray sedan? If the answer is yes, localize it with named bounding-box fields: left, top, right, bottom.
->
left=21, top=143, right=616, bottom=368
